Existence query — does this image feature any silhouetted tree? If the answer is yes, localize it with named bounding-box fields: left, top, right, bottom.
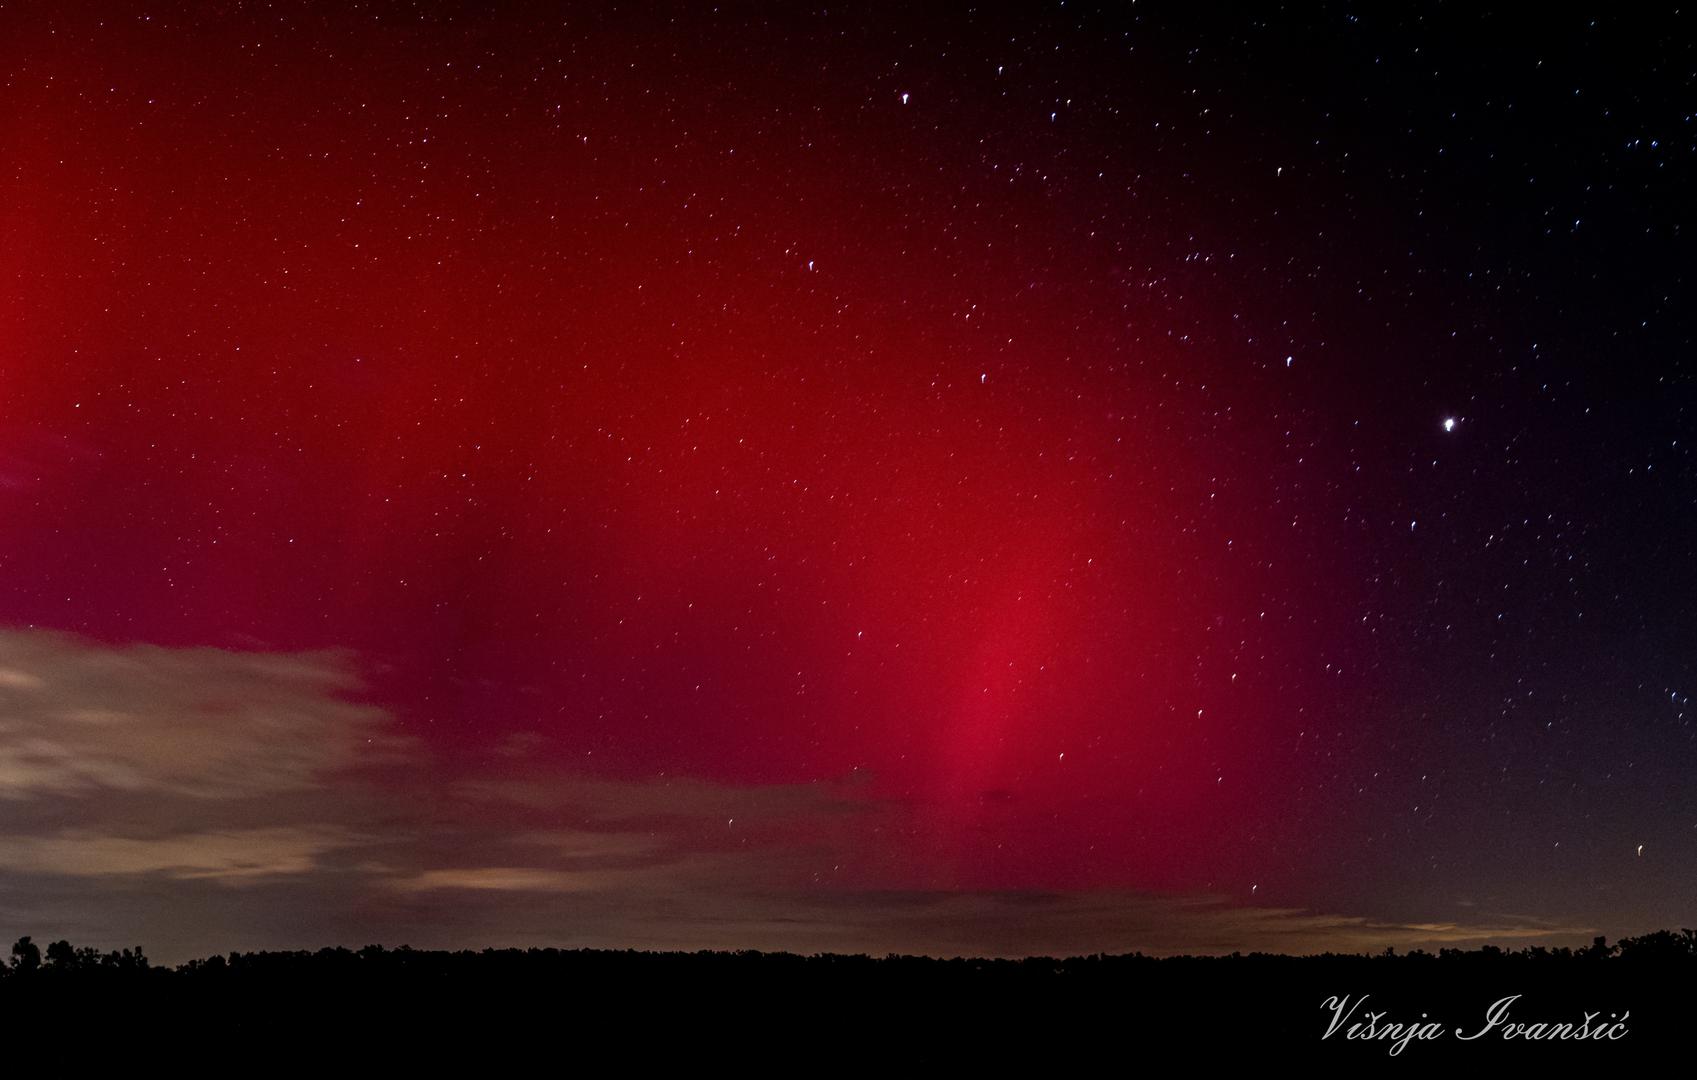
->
left=10, top=937, right=41, bottom=974
left=1618, top=928, right=1697, bottom=960
left=45, top=940, right=78, bottom=971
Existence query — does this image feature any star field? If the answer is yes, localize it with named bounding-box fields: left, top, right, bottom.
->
left=0, top=3, right=1693, bottom=956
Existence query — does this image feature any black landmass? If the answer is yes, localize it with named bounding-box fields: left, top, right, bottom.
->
left=4, top=931, right=1694, bottom=1064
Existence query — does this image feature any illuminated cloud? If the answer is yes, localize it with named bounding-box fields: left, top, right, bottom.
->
left=0, top=826, right=359, bottom=883
left=0, top=629, right=405, bottom=800
left=0, top=627, right=1602, bottom=962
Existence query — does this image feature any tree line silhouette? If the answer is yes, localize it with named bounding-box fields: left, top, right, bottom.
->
left=4, top=930, right=1694, bottom=1062
left=8, top=928, right=1697, bottom=981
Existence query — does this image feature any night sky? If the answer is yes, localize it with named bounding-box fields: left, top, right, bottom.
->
left=1, top=3, right=1693, bottom=961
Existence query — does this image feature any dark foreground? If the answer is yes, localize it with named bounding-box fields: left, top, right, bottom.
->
left=5, top=932, right=1695, bottom=1064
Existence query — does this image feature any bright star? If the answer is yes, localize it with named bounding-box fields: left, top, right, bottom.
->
left=1443, top=417, right=1457, bottom=432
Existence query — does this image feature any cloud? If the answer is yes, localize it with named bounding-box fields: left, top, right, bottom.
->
left=0, top=629, right=406, bottom=800
left=0, top=626, right=1605, bottom=963
left=0, top=826, right=360, bottom=883
left=396, top=868, right=626, bottom=893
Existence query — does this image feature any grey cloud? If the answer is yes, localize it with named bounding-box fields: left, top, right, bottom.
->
left=0, top=629, right=406, bottom=800
left=0, top=626, right=1602, bottom=963
left=0, top=826, right=362, bottom=883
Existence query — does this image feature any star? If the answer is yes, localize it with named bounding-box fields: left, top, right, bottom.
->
left=1443, top=417, right=1458, bottom=432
